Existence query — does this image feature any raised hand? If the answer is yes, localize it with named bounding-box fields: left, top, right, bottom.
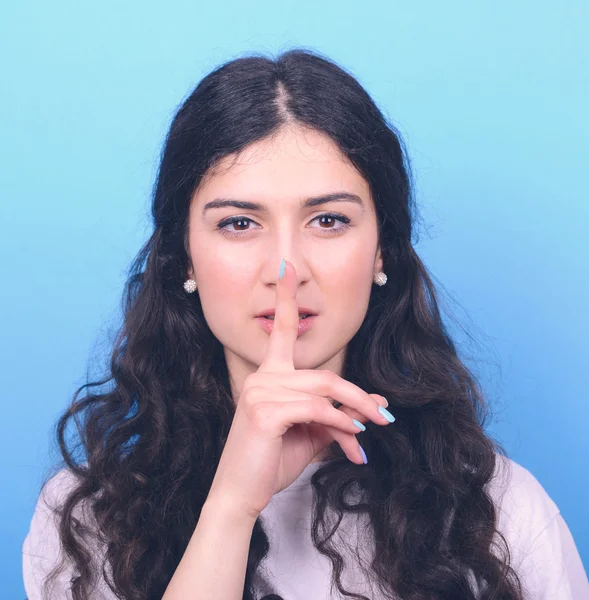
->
left=206, top=259, right=395, bottom=520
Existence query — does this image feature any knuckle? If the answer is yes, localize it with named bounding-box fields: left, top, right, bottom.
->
left=241, top=384, right=263, bottom=407
left=243, top=372, right=261, bottom=389
left=324, top=369, right=338, bottom=383
left=318, top=369, right=337, bottom=393
left=249, top=401, right=273, bottom=428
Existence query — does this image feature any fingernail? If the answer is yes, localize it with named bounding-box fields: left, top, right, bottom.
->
left=359, top=444, right=368, bottom=464
left=279, top=258, right=286, bottom=279
left=352, top=419, right=366, bottom=431
left=380, top=395, right=389, bottom=407
left=378, top=405, right=395, bottom=423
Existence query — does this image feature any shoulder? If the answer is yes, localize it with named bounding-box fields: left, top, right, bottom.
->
left=23, top=468, right=76, bottom=599
left=23, top=467, right=87, bottom=563
left=486, top=453, right=561, bottom=549
left=485, top=454, right=589, bottom=598
left=35, top=467, right=82, bottom=509
left=22, top=466, right=111, bottom=599
left=24, top=467, right=91, bottom=537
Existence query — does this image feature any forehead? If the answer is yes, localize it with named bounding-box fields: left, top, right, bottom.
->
left=194, top=126, right=371, bottom=205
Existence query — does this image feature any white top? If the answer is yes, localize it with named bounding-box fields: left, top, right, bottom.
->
left=23, top=454, right=589, bottom=599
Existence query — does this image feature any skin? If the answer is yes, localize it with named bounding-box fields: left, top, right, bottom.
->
left=187, top=124, right=383, bottom=462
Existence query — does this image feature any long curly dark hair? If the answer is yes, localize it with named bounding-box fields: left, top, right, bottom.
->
left=39, top=48, right=525, bottom=600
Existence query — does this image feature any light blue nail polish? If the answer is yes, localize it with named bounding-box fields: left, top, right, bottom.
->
left=359, top=444, right=368, bottom=464
left=352, top=419, right=366, bottom=431
left=378, top=405, right=395, bottom=423
left=279, top=258, right=286, bottom=279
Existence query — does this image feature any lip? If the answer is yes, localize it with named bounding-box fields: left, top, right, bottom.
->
left=255, top=307, right=317, bottom=318
left=255, top=315, right=317, bottom=337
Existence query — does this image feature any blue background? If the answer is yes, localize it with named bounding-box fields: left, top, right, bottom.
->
left=2, top=1, right=587, bottom=597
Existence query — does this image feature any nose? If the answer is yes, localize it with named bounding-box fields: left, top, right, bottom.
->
left=263, top=226, right=311, bottom=285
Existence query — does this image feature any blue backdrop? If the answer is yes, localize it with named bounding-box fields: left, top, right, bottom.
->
left=2, top=1, right=587, bottom=597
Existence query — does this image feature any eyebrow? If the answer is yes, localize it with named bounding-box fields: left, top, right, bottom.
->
left=201, top=192, right=365, bottom=217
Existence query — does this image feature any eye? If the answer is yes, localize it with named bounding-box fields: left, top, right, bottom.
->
left=216, top=217, right=257, bottom=236
left=216, top=212, right=352, bottom=238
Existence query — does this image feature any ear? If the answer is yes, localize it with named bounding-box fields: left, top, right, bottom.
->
left=187, top=262, right=195, bottom=280
left=374, top=246, right=383, bottom=273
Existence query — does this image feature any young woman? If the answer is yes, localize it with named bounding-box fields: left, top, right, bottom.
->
left=22, top=49, right=588, bottom=600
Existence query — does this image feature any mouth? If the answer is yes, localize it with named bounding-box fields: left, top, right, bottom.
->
left=255, top=314, right=317, bottom=336
left=261, top=314, right=313, bottom=321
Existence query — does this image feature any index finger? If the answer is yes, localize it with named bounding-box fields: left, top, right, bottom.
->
left=258, top=259, right=298, bottom=373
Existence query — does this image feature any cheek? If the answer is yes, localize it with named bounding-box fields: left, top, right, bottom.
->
left=194, top=256, right=255, bottom=329
left=321, top=235, right=376, bottom=271
left=322, top=243, right=375, bottom=291
left=199, top=254, right=255, bottom=291
left=320, top=260, right=374, bottom=328
left=193, top=236, right=255, bottom=290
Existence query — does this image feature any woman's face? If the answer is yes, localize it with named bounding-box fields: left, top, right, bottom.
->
left=188, top=124, right=383, bottom=395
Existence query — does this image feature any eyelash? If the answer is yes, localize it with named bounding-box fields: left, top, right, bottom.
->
left=215, top=212, right=352, bottom=238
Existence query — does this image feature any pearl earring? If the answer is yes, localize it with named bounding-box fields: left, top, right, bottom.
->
left=373, top=271, right=387, bottom=286
left=184, top=279, right=197, bottom=293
